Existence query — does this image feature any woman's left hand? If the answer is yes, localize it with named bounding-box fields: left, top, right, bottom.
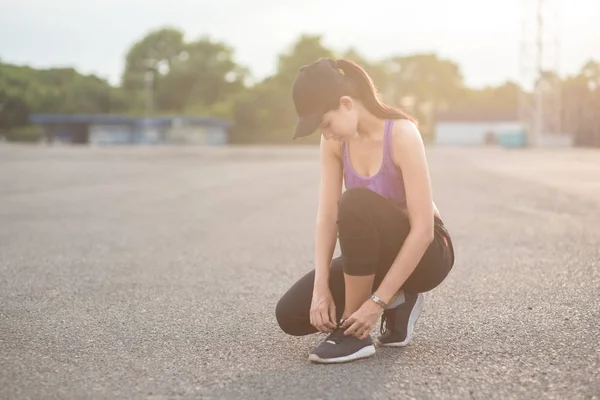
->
left=340, top=298, right=385, bottom=339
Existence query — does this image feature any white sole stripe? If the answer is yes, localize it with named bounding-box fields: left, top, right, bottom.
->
left=308, top=345, right=376, bottom=364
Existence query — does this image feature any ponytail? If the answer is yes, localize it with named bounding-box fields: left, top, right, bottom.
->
left=335, top=59, right=417, bottom=124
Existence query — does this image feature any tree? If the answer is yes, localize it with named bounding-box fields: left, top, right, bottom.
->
left=161, top=37, right=248, bottom=114
left=0, top=91, right=30, bottom=131
left=340, top=48, right=389, bottom=97
left=384, top=53, right=464, bottom=109
left=232, top=34, right=335, bottom=144
left=562, top=59, right=600, bottom=146
left=121, top=28, right=247, bottom=115
left=382, top=53, right=465, bottom=139
left=121, top=27, right=185, bottom=87
left=0, top=62, right=122, bottom=134
left=121, top=27, right=186, bottom=113
left=456, top=81, right=521, bottom=114
left=275, top=34, right=335, bottom=87
left=11, top=27, right=595, bottom=147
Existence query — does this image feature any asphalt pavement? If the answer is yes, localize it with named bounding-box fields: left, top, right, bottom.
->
left=1, top=144, right=599, bottom=400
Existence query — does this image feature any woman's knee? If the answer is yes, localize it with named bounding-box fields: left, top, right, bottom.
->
left=275, top=295, right=309, bottom=336
left=337, top=188, right=377, bottom=223
left=275, top=298, right=296, bottom=335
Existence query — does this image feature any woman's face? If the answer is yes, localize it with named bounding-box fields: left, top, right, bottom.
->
left=318, top=97, right=359, bottom=142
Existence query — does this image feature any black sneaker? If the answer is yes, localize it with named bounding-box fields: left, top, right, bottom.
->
left=376, top=292, right=424, bottom=347
left=308, top=326, right=376, bottom=364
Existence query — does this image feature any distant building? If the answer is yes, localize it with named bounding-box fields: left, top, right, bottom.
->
left=434, top=109, right=525, bottom=147
left=28, top=114, right=232, bottom=146
left=434, top=109, right=572, bottom=148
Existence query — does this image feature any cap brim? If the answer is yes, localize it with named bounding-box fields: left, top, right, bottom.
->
left=293, top=111, right=322, bottom=140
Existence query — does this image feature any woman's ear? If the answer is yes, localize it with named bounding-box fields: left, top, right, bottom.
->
left=339, top=96, right=354, bottom=110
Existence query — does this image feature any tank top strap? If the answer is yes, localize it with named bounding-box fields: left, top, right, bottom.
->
left=382, top=119, right=395, bottom=162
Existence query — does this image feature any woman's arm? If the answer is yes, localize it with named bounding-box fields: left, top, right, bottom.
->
left=313, top=136, right=344, bottom=291
left=373, top=119, right=435, bottom=304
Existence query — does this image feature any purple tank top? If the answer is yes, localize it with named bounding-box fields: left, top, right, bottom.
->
left=342, top=119, right=407, bottom=209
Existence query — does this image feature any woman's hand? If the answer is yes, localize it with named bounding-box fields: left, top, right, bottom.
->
left=310, top=287, right=338, bottom=333
left=341, top=299, right=384, bottom=339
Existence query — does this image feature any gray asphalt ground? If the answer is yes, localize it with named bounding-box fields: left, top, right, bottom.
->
left=1, top=144, right=599, bottom=400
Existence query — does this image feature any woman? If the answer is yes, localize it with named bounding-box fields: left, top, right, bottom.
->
left=275, top=58, right=455, bottom=364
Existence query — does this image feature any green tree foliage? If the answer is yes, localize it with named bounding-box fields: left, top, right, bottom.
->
left=0, top=62, right=127, bottom=132
left=121, top=27, right=186, bottom=106
left=453, top=81, right=521, bottom=117
left=384, top=53, right=464, bottom=110
left=232, top=34, right=334, bottom=144
left=341, top=48, right=388, bottom=93
left=562, top=60, right=600, bottom=146
left=1, top=26, right=598, bottom=146
left=121, top=27, right=247, bottom=115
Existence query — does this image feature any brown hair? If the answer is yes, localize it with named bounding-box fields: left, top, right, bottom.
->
left=335, top=59, right=417, bottom=124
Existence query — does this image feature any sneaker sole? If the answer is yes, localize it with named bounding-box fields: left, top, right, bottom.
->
left=376, top=293, right=425, bottom=347
left=308, top=345, right=376, bottom=364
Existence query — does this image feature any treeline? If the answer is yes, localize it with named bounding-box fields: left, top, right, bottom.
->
left=1, top=27, right=598, bottom=145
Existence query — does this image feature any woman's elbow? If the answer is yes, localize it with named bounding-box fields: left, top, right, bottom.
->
left=411, top=223, right=435, bottom=244
left=422, top=229, right=435, bottom=245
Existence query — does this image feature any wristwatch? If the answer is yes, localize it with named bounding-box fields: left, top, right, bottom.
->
left=370, top=294, right=388, bottom=309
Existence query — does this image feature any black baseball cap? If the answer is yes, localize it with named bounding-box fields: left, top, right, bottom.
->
left=291, top=58, right=348, bottom=139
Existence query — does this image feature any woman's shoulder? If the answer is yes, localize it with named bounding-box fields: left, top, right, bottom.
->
left=389, top=118, right=425, bottom=160
left=391, top=118, right=420, bottom=138
left=318, top=136, right=344, bottom=176
left=319, top=135, right=343, bottom=160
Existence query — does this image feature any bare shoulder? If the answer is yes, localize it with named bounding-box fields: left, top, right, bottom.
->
left=392, top=118, right=423, bottom=143
left=390, top=118, right=442, bottom=218
left=320, top=135, right=343, bottom=162
left=317, top=136, right=344, bottom=217
left=389, top=119, right=426, bottom=163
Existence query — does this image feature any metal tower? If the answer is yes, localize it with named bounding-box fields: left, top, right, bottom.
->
left=519, top=0, right=563, bottom=147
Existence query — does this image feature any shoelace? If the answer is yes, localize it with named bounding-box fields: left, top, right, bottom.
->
left=326, top=327, right=348, bottom=344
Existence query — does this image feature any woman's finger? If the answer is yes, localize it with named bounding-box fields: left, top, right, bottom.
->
left=325, top=320, right=336, bottom=331
left=312, top=311, right=320, bottom=331
left=341, top=316, right=353, bottom=329
left=344, top=320, right=360, bottom=336
left=315, top=312, right=323, bottom=332
left=359, top=327, right=370, bottom=339
left=327, top=304, right=337, bottom=329
left=319, top=311, right=333, bottom=332
left=355, top=324, right=368, bottom=338
left=318, top=311, right=327, bottom=330
left=325, top=315, right=337, bottom=330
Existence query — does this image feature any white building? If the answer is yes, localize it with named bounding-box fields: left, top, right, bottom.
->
left=434, top=109, right=572, bottom=148
left=434, top=110, right=525, bottom=147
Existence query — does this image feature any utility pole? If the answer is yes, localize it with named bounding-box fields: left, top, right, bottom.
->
left=532, top=0, right=544, bottom=148
left=144, top=70, right=154, bottom=119
left=143, top=59, right=156, bottom=144
left=519, top=0, right=562, bottom=147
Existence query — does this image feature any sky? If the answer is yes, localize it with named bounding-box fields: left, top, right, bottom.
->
left=0, top=0, right=598, bottom=89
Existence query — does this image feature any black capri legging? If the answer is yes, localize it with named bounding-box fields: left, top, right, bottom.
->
left=275, top=187, right=455, bottom=336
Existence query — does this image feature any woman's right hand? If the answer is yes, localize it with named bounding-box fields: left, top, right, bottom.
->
left=310, top=287, right=338, bottom=333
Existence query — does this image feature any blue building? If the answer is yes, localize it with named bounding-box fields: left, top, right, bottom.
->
left=28, top=114, right=232, bottom=146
